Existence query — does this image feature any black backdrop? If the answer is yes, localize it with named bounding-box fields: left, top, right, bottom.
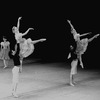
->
left=0, top=2, right=100, bottom=69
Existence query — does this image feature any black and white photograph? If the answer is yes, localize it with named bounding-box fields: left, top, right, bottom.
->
left=0, top=2, right=100, bottom=100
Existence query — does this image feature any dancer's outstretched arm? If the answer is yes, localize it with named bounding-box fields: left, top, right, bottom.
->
left=67, top=20, right=75, bottom=31
left=22, top=28, right=34, bottom=36
left=17, top=17, right=22, bottom=30
left=88, top=34, right=99, bottom=42
left=68, top=53, right=71, bottom=59
left=68, top=45, right=74, bottom=59
left=79, top=32, right=92, bottom=37
left=12, top=44, right=17, bottom=55
left=67, top=20, right=78, bottom=35
left=31, top=38, right=46, bottom=44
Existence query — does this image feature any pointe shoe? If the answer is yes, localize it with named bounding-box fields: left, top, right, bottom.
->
left=12, top=92, right=18, bottom=98
left=80, top=63, right=84, bottom=69
left=70, top=82, right=75, bottom=86
left=3, top=66, right=7, bottom=69
left=73, top=81, right=77, bottom=84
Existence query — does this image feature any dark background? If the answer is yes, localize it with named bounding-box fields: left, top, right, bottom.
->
left=0, top=2, right=100, bottom=69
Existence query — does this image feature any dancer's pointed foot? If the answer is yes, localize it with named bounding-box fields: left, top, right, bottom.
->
left=12, top=91, right=18, bottom=98
left=3, top=66, right=7, bottom=69
left=80, top=63, right=84, bottom=69
left=73, top=81, right=77, bottom=84
left=70, top=82, right=75, bottom=86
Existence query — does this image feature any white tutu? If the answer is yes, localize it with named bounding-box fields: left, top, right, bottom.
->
left=20, top=38, right=34, bottom=58
left=76, top=38, right=88, bottom=55
left=80, top=38, right=88, bottom=54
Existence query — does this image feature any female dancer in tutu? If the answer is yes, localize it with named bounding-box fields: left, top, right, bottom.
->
left=12, top=16, right=46, bottom=68
left=12, top=16, right=34, bottom=69
left=0, top=36, right=10, bottom=68
left=67, top=20, right=99, bottom=86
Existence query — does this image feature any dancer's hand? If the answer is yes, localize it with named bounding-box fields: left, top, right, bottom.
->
left=68, top=53, right=71, bottom=59
left=12, top=50, right=15, bottom=55
left=67, top=20, right=71, bottom=23
left=18, top=17, right=22, bottom=20
left=40, top=38, right=46, bottom=42
left=29, top=28, right=34, bottom=30
left=95, top=34, right=100, bottom=38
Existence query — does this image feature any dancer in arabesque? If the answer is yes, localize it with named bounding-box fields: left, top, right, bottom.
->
left=12, top=16, right=34, bottom=70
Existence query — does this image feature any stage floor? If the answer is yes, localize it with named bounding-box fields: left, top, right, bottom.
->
left=0, top=59, right=100, bottom=100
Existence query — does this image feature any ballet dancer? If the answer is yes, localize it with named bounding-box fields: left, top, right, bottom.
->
left=12, top=16, right=34, bottom=70
left=0, top=36, right=10, bottom=68
left=68, top=45, right=78, bottom=86
left=11, top=41, right=22, bottom=98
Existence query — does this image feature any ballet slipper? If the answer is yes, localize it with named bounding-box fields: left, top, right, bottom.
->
left=73, top=81, right=77, bottom=84
left=80, top=63, right=84, bottom=69
left=12, top=91, right=18, bottom=98
left=3, top=66, right=7, bottom=69
left=70, top=82, right=75, bottom=86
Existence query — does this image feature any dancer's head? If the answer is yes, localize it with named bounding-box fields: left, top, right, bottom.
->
left=12, top=26, right=18, bottom=34
left=3, top=36, right=7, bottom=42
left=70, top=45, right=74, bottom=50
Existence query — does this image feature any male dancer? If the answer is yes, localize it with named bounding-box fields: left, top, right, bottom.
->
left=68, top=45, right=78, bottom=86
left=11, top=42, right=21, bottom=98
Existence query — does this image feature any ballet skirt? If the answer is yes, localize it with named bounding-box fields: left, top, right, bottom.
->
left=76, top=38, right=88, bottom=55
left=0, top=41, right=10, bottom=59
left=20, top=38, right=34, bottom=58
